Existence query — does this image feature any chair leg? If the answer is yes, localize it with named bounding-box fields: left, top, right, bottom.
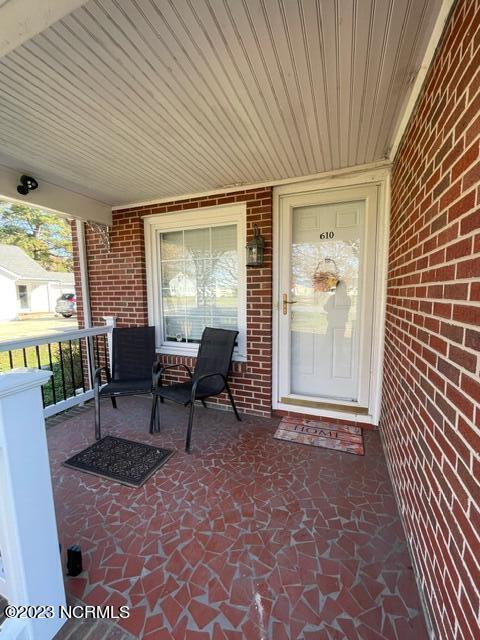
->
left=155, top=395, right=160, bottom=433
left=201, top=400, right=207, bottom=408
left=95, top=395, right=101, bottom=440
left=149, top=395, right=158, bottom=434
left=111, top=396, right=117, bottom=409
left=225, top=382, right=241, bottom=421
left=185, top=402, right=195, bottom=453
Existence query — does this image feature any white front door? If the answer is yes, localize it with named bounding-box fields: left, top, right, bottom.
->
left=276, top=185, right=378, bottom=414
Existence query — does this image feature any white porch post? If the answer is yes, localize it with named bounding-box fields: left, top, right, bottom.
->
left=75, top=220, right=92, bottom=330
left=76, top=219, right=97, bottom=389
left=102, top=316, right=117, bottom=369
left=0, top=369, right=66, bottom=640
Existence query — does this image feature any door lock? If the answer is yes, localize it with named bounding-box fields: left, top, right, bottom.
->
left=282, top=293, right=297, bottom=315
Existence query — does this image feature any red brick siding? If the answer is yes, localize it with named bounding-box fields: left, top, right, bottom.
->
left=73, top=188, right=272, bottom=417
left=380, top=1, right=480, bottom=638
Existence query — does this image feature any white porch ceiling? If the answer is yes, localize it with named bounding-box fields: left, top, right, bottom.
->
left=0, top=0, right=88, bottom=57
left=0, top=0, right=442, bottom=206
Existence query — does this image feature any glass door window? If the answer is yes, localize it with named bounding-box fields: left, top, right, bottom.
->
left=290, top=201, right=365, bottom=401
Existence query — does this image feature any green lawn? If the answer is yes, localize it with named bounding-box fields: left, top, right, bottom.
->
left=0, top=315, right=77, bottom=342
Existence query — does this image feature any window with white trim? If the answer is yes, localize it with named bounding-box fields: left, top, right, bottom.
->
left=144, top=203, right=247, bottom=360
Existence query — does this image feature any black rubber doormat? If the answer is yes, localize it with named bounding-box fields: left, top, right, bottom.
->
left=64, top=436, right=175, bottom=487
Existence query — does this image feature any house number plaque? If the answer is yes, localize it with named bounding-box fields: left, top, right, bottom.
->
left=319, top=231, right=335, bottom=239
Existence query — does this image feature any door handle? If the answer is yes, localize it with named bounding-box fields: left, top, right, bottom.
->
left=282, top=293, right=298, bottom=315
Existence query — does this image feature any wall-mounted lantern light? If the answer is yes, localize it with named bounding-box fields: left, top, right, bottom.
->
left=246, top=223, right=265, bottom=267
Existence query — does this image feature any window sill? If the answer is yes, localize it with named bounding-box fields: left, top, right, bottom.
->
left=157, top=344, right=247, bottom=363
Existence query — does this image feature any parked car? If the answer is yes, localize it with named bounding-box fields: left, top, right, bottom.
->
left=55, top=293, right=77, bottom=317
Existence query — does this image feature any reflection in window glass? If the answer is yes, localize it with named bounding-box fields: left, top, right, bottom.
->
left=160, top=225, right=238, bottom=344
left=291, top=239, right=360, bottom=339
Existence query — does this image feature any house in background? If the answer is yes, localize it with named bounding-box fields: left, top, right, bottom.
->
left=0, top=244, right=74, bottom=320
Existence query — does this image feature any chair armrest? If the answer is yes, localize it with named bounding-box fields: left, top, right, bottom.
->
left=191, top=372, right=227, bottom=400
left=161, top=363, right=193, bottom=377
left=94, top=365, right=111, bottom=385
left=94, top=366, right=111, bottom=396
left=156, top=363, right=193, bottom=388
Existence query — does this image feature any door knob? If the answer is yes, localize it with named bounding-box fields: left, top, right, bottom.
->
left=282, top=293, right=297, bottom=315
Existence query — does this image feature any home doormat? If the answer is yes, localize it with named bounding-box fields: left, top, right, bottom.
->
left=274, top=416, right=364, bottom=455
left=64, top=436, right=175, bottom=487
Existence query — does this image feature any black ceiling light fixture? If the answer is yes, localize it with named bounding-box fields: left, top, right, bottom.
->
left=17, top=175, right=39, bottom=196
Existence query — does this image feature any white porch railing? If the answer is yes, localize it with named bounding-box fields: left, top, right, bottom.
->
left=0, top=319, right=116, bottom=418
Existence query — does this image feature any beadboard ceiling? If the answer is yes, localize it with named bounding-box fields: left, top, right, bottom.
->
left=0, top=0, right=442, bottom=206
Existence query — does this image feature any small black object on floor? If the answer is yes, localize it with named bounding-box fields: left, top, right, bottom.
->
left=66, top=545, right=83, bottom=576
left=64, top=436, right=175, bottom=488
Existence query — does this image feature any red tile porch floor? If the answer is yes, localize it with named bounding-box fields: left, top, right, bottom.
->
left=47, top=397, right=428, bottom=640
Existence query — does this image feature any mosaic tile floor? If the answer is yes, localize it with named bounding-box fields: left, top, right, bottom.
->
left=47, top=397, right=428, bottom=639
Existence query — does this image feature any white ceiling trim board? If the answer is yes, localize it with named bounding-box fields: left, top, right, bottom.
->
left=0, top=163, right=111, bottom=225
left=111, top=160, right=392, bottom=210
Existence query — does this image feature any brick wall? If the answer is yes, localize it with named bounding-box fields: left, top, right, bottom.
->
left=380, top=1, right=480, bottom=638
left=73, top=188, right=273, bottom=417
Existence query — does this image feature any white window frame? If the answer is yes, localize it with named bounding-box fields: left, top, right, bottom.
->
left=143, top=203, right=247, bottom=361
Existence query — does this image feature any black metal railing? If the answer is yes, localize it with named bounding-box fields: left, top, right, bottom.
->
left=0, top=327, right=112, bottom=415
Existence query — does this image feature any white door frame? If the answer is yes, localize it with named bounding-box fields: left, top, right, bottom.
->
left=272, top=167, right=391, bottom=425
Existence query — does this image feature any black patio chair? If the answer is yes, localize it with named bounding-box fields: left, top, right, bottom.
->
left=94, top=326, right=158, bottom=440
left=150, top=327, right=241, bottom=452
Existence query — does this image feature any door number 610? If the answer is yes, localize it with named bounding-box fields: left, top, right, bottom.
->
left=319, top=231, right=335, bottom=239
